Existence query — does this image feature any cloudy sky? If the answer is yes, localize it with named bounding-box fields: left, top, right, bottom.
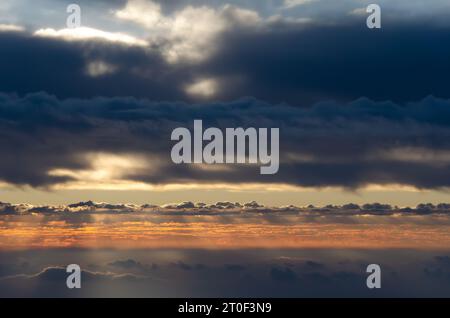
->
left=0, top=0, right=450, bottom=205
left=1, top=0, right=450, bottom=297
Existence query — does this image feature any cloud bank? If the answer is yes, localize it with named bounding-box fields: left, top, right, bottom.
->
left=1, top=200, right=450, bottom=216
left=2, top=9, right=450, bottom=104
left=0, top=93, right=450, bottom=190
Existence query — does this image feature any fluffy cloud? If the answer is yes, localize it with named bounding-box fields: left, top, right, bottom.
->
left=115, top=0, right=262, bottom=63
left=1, top=200, right=450, bottom=217
left=1, top=3, right=450, bottom=191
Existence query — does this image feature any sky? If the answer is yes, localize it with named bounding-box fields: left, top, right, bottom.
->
left=1, top=0, right=450, bottom=297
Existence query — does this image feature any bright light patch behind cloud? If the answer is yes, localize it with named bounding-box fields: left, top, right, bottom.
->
left=115, top=0, right=261, bottom=63
left=85, top=61, right=118, bottom=77
left=185, top=78, right=219, bottom=98
left=48, top=152, right=154, bottom=190
left=33, top=27, right=148, bottom=47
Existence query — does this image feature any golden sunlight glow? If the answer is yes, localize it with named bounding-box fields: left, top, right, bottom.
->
left=48, top=152, right=155, bottom=190
left=34, top=27, right=148, bottom=47
left=1, top=215, right=450, bottom=250
left=185, top=78, right=219, bottom=98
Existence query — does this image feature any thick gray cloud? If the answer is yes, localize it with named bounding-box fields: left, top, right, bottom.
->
left=2, top=15, right=450, bottom=104
left=1, top=9, right=450, bottom=190
left=0, top=92, right=450, bottom=189
left=0, top=32, right=190, bottom=101
left=208, top=23, right=450, bottom=105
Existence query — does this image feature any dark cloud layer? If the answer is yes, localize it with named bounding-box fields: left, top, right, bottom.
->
left=0, top=32, right=189, bottom=101
left=1, top=19, right=450, bottom=105
left=0, top=92, right=450, bottom=189
left=208, top=23, right=450, bottom=105
left=1, top=15, right=450, bottom=190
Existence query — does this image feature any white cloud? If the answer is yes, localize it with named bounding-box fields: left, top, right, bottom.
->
left=114, top=0, right=317, bottom=63
left=33, top=27, right=148, bottom=47
left=0, top=24, right=25, bottom=32
left=115, top=0, right=261, bottom=63
left=220, top=5, right=262, bottom=27
left=164, top=6, right=228, bottom=63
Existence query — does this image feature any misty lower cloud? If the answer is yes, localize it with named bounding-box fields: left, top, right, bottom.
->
left=0, top=248, right=450, bottom=297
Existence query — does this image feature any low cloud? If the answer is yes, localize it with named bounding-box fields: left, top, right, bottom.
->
left=2, top=200, right=450, bottom=216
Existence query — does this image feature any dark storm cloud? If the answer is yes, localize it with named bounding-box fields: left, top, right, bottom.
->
left=2, top=17, right=450, bottom=104
left=0, top=32, right=191, bottom=101
left=207, top=22, right=450, bottom=105
left=1, top=92, right=450, bottom=189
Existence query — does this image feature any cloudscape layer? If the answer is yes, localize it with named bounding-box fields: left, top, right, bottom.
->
left=1, top=0, right=450, bottom=297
